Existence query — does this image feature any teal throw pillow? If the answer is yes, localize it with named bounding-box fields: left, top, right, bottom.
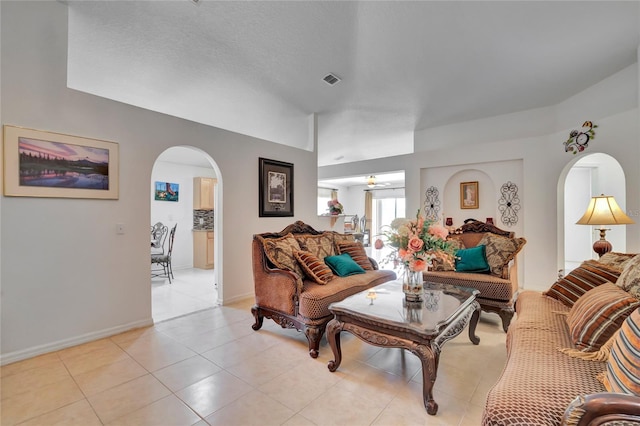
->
left=455, top=245, right=491, bottom=273
left=324, top=253, right=366, bottom=277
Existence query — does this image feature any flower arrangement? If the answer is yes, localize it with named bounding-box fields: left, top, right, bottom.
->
left=381, top=210, right=456, bottom=272
left=327, top=199, right=343, bottom=215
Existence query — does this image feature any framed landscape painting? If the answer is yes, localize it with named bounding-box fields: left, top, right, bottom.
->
left=3, top=125, right=119, bottom=199
left=259, top=157, right=293, bottom=217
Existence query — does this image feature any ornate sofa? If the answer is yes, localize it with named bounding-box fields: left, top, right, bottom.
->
left=251, top=221, right=396, bottom=358
left=482, top=253, right=640, bottom=425
left=423, top=220, right=526, bottom=331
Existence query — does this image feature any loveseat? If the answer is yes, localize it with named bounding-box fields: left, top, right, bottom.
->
left=423, top=220, right=526, bottom=331
left=251, top=221, right=396, bottom=358
left=482, top=252, right=640, bottom=425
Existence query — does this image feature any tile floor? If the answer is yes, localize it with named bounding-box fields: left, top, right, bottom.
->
left=152, top=268, right=219, bottom=322
left=0, top=297, right=507, bottom=426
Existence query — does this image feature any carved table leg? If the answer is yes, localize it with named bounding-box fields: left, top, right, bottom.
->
left=468, top=302, right=481, bottom=345
left=326, top=319, right=343, bottom=372
left=414, top=344, right=439, bottom=415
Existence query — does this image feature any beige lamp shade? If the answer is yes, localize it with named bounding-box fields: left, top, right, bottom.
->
left=576, top=194, right=634, bottom=257
left=576, top=195, right=634, bottom=226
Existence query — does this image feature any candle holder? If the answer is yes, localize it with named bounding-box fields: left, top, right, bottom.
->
left=366, top=289, right=377, bottom=305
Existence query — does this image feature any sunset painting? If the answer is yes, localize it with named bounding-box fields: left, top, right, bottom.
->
left=18, top=136, right=110, bottom=190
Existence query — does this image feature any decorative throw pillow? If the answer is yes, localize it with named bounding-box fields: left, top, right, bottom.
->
left=598, top=252, right=638, bottom=271
left=431, top=238, right=465, bottom=271
left=294, top=250, right=334, bottom=285
left=324, top=253, right=366, bottom=277
left=295, top=233, right=335, bottom=260
left=455, top=245, right=490, bottom=273
left=478, top=234, right=526, bottom=277
left=544, top=260, right=622, bottom=308
left=567, top=282, right=640, bottom=352
left=558, top=328, right=620, bottom=362
left=615, top=254, right=640, bottom=299
left=262, top=233, right=304, bottom=277
left=602, top=307, right=640, bottom=395
left=337, top=241, right=373, bottom=271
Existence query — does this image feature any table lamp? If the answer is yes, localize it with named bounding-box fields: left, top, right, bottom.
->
left=576, top=194, right=634, bottom=257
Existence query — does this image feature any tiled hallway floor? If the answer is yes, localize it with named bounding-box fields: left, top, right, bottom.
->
left=1, top=298, right=507, bottom=425
left=152, top=268, right=219, bottom=322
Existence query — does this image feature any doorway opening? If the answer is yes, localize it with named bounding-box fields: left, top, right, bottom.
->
left=561, top=153, right=627, bottom=274
left=150, top=146, right=222, bottom=322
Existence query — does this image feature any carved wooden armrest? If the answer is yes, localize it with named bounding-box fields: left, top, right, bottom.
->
left=368, top=257, right=379, bottom=270
left=562, top=392, right=640, bottom=426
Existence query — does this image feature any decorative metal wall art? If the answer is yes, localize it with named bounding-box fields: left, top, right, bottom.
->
left=564, top=121, right=597, bottom=154
left=498, top=181, right=520, bottom=227
left=423, top=186, right=441, bottom=220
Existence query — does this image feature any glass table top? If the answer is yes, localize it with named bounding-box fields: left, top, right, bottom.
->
left=329, top=281, right=479, bottom=334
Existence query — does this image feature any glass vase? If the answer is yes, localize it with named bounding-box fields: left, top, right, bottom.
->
left=402, top=269, right=424, bottom=302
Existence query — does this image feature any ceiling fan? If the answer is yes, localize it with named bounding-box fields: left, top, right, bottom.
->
left=366, top=175, right=391, bottom=188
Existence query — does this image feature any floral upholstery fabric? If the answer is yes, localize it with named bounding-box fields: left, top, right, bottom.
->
left=615, top=254, right=640, bottom=298
left=567, top=282, right=640, bottom=352
left=598, top=252, right=637, bottom=271
left=478, top=233, right=526, bottom=278
left=261, top=233, right=304, bottom=278
left=295, top=233, right=335, bottom=260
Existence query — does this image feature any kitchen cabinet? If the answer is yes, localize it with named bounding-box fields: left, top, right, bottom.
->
left=193, top=177, right=216, bottom=210
left=193, top=231, right=214, bottom=269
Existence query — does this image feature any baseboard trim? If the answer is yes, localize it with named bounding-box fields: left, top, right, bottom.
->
left=0, top=317, right=154, bottom=366
left=221, top=292, right=253, bottom=306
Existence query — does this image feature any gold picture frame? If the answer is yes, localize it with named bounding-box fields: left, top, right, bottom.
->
left=3, top=125, right=119, bottom=199
left=460, top=181, right=478, bottom=209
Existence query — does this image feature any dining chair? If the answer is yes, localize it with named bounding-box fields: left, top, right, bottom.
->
left=151, top=223, right=177, bottom=283
left=151, top=222, right=168, bottom=254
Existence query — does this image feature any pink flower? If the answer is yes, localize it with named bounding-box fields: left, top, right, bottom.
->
left=407, top=236, right=424, bottom=252
left=411, top=259, right=427, bottom=272
left=428, top=224, right=449, bottom=240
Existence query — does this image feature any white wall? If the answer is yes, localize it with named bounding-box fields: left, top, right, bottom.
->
left=0, top=1, right=321, bottom=363
left=320, top=64, right=640, bottom=292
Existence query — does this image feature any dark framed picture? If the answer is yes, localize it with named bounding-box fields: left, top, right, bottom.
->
left=3, top=125, right=119, bottom=199
left=460, top=181, right=479, bottom=209
left=259, top=158, right=293, bottom=217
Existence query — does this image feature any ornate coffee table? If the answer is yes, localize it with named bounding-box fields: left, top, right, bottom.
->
left=326, top=281, right=480, bottom=415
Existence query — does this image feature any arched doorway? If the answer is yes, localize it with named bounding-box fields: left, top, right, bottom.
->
left=150, top=146, right=222, bottom=322
left=560, top=153, right=627, bottom=273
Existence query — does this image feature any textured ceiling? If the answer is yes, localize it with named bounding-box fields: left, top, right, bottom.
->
left=66, top=1, right=639, bottom=167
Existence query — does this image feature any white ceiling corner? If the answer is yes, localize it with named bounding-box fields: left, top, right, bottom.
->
left=65, top=1, right=640, bottom=167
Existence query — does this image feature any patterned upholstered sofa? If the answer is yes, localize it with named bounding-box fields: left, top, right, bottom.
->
left=482, top=253, right=640, bottom=426
left=251, top=221, right=396, bottom=358
left=423, top=220, right=526, bottom=332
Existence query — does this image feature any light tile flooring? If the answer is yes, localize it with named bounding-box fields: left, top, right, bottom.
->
left=0, top=298, right=507, bottom=426
left=152, top=268, right=219, bottom=322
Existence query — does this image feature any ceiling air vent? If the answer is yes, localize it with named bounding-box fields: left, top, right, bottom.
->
left=323, top=73, right=341, bottom=86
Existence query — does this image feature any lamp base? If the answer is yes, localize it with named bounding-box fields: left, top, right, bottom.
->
left=593, top=228, right=612, bottom=258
